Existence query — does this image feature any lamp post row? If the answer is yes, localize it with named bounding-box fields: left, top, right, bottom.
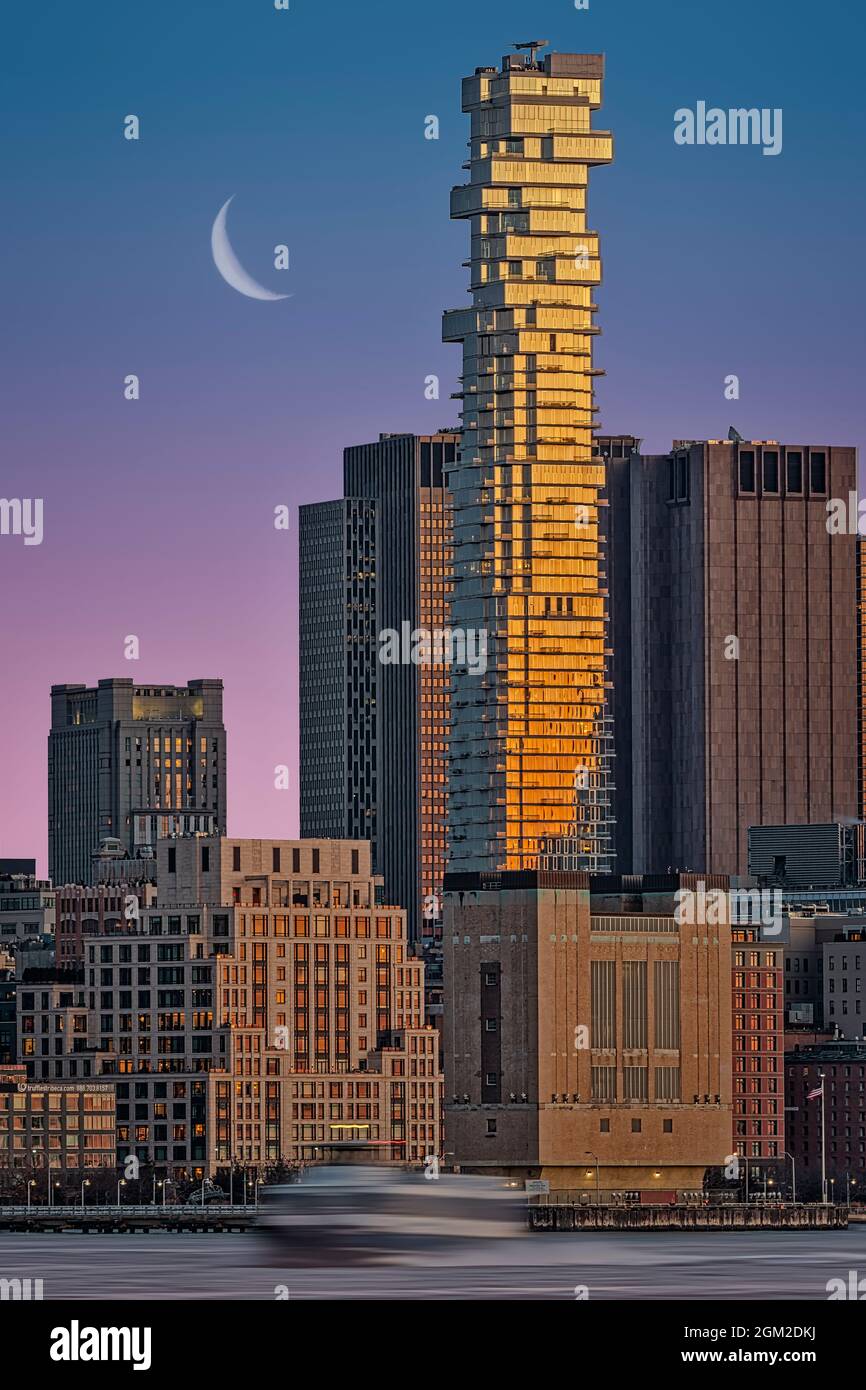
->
left=16, top=1168, right=261, bottom=1208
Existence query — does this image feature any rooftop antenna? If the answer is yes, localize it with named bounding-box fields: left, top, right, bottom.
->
left=512, top=39, right=549, bottom=67
left=727, top=425, right=745, bottom=443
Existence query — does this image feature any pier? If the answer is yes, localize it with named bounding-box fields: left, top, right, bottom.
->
left=529, top=1202, right=848, bottom=1232
left=0, top=1205, right=256, bottom=1234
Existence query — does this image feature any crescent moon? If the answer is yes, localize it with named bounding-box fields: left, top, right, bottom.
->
left=210, top=196, right=291, bottom=302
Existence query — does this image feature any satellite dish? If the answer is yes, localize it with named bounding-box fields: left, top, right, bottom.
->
left=728, top=426, right=744, bottom=443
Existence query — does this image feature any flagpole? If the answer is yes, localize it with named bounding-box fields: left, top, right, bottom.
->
left=820, top=1072, right=827, bottom=1204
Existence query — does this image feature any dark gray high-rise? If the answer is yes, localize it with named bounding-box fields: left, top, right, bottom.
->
left=298, top=498, right=378, bottom=847
left=48, top=679, right=227, bottom=886
left=299, top=432, right=457, bottom=943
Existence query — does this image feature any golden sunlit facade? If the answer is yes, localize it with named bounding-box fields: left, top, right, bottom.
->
left=443, top=48, right=614, bottom=872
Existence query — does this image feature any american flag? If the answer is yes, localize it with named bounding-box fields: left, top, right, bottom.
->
left=806, top=1085, right=823, bottom=1100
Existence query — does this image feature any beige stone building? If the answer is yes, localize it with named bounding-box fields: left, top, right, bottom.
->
left=444, top=871, right=732, bottom=1193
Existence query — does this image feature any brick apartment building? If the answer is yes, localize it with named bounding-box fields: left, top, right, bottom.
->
left=16, top=838, right=441, bottom=1179
left=731, top=923, right=786, bottom=1170
left=785, top=1041, right=866, bottom=1200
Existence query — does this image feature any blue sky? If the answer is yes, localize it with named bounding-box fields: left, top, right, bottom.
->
left=1, top=0, right=863, bottom=865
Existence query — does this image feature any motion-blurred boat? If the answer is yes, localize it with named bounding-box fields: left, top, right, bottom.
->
left=257, top=1149, right=524, bottom=1264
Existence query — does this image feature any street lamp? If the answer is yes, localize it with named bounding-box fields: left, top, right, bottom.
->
left=26, top=1179, right=35, bottom=1212
left=117, top=1177, right=126, bottom=1207
left=784, top=1151, right=797, bottom=1203
left=80, top=1179, right=91, bottom=1212
left=584, top=1151, right=600, bottom=1203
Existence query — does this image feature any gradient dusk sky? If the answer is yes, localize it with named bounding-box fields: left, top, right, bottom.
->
left=2, top=0, right=864, bottom=874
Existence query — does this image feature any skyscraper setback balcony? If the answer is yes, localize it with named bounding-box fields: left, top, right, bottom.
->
left=444, top=49, right=614, bottom=873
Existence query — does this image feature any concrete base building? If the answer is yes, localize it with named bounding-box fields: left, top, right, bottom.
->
left=443, top=871, right=731, bottom=1193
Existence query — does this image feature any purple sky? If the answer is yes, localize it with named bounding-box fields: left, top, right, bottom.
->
left=2, top=0, right=863, bottom=875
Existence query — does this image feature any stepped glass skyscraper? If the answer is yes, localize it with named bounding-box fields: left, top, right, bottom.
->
left=443, top=47, right=614, bottom=872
